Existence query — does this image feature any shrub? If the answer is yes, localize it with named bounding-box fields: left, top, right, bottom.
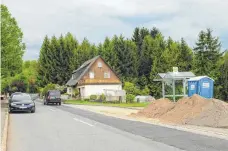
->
left=41, top=83, right=56, bottom=96
left=126, top=94, right=135, bottom=103
left=124, top=82, right=135, bottom=94
left=73, top=88, right=79, bottom=97
left=11, top=86, right=18, bottom=92
left=84, top=99, right=89, bottom=102
left=100, top=93, right=106, bottom=102
left=123, top=81, right=141, bottom=95
left=141, top=86, right=150, bottom=95
left=90, top=95, right=97, bottom=101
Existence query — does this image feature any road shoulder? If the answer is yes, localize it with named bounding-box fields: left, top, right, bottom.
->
left=1, top=110, right=9, bottom=151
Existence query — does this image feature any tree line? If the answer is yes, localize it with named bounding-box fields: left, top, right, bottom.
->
left=1, top=5, right=39, bottom=94
left=1, top=4, right=227, bottom=101
left=37, top=28, right=227, bottom=101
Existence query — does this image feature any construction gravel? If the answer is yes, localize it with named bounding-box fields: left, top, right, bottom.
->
left=136, top=95, right=228, bottom=128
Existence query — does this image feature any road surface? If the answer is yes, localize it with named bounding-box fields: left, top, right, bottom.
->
left=8, top=101, right=228, bottom=151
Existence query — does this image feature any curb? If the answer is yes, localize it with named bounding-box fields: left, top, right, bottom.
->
left=63, top=103, right=143, bottom=110
left=1, top=111, right=9, bottom=151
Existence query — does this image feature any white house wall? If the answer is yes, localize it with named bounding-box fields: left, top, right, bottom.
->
left=77, top=84, right=122, bottom=99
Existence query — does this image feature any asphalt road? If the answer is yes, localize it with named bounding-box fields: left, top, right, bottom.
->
left=8, top=101, right=228, bottom=151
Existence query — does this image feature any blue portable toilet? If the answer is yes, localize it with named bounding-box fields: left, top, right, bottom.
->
left=188, top=76, right=214, bottom=98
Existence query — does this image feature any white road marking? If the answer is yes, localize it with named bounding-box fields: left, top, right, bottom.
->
left=73, top=118, right=94, bottom=127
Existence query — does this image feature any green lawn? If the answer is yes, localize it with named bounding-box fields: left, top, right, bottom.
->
left=63, top=100, right=150, bottom=108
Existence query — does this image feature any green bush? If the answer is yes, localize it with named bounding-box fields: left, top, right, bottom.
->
left=126, top=94, right=135, bottom=103
left=141, top=86, right=150, bottom=95
left=84, top=99, right=89, bottom=102
left=123, top=81, right=141, bottom=95
left=90, top=95, right=97, bottom=101
left=11, top=86, right=18, bottom=92
left=73, top=88, right=79, bottom=97
left=100, top=94, right=106, bottom=102
left=41, top=83, right=56, bottom=96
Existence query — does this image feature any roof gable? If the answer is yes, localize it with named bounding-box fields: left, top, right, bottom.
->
left=97, top=57, right=121, bottom=81
left=66, top=56, right=121, bottom=86
left=72, top=56, right=99, bottom=74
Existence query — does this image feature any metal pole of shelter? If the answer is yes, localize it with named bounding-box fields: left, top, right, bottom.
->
left=162, top=81, right=165, bottom=98
left=183, top=79, right=186, bottom=96
left=173, top=79, right=175, bottom=102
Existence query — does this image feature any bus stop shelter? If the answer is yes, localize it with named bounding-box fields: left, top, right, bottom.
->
left=154, top=72, right=195, bottom=101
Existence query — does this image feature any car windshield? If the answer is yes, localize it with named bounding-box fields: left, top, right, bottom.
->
left=11, top=92, right=22, bottom=97
left=12, top=95, right=32, bottom=102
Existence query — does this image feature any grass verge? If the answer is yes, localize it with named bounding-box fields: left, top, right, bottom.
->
left=63, top=100, right=149, bottom=108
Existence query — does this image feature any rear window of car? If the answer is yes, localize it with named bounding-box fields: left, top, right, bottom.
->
left=49, top=91, right=60, bottom=96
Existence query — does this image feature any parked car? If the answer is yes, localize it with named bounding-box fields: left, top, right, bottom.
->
left=9, top=94, right=36, bottom=113
left=43, top=90, right=61, bottom=105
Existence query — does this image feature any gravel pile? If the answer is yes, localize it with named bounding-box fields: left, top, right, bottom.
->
left=136, top=94, right=228, bottom=128
left=187, top=98, right=228, bottom=128
left=136, top=98, right=175, bottom=118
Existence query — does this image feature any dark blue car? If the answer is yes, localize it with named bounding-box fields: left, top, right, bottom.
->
left=9, top=94, right=36, bottom=113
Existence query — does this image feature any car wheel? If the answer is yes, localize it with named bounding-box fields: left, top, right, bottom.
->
left=31, top=108, right=35, bottom=113
left=59, top=102, right=61, bottom=105
left=9, top=110, right=12, bottom=113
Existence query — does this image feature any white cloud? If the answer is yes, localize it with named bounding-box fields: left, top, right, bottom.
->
left=2, top=0, right=228, bottom=60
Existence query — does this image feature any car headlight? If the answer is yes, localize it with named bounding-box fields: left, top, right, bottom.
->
left=29, top=103, right=35, bottom=106
left=11, top=103, right=17, bottom=106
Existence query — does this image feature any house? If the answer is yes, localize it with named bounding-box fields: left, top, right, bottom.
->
left=66, top=56, right=124, bottom=101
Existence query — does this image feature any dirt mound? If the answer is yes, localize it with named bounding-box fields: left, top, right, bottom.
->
left=136, top=94, right=228, bottom=128
left=187, top=99, right=228, bottom=128
left=136, top=98, right=175, bottom=118
left=160, top=95, right=211, bottom=124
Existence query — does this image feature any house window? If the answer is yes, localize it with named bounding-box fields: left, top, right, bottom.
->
left=89, top=72, right=94, bottom=79
left=104, top=72, right=110, bottom=78
left=68, top=87, right=71, bottom=93
left=98, top=62, right=102, bottom=68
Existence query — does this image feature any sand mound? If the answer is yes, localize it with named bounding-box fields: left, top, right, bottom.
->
left=160, top=95, right=212, bottom=124
left=187, top=99, right=228, bottom=128
left=136, top=94, right=228, bottom=128
left=136, top=98, right=175, bottom=118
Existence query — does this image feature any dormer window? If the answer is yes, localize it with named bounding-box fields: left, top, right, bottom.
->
left=98, top=62, right=102, bottom=68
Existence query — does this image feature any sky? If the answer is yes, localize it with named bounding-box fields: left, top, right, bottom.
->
left=2, top=0, right=228, bottom=60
